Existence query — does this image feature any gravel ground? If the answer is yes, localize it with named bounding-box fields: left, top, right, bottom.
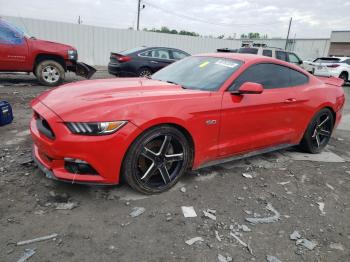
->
left=0, top=71, right=350, bottom=262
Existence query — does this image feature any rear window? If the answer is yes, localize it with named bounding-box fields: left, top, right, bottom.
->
left=120, top=47, right=146, bottom=55
left=313, top=57, right=341, bottom=63
left=238, top=48, right=258, bottom=54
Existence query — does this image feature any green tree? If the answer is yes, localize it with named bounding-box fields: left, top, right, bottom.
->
left=160, top=26, right=171, bottom=33
left=248, top=32, right=260, bottom=39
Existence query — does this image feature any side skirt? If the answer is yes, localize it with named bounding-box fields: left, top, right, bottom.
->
left=195, top=143, right=295, bottom=170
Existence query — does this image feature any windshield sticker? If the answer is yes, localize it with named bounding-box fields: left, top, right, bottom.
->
left=199, top=61, right=210, bottom=68
left=215, top=60, right=239, bottom=68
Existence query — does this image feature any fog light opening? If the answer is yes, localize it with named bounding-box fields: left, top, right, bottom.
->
left=64, top=158, right=98, bottom=175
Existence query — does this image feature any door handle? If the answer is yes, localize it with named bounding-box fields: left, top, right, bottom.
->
left=284, top=98, right=297, bottom=103
left=150, top=60, right=158, bottom=64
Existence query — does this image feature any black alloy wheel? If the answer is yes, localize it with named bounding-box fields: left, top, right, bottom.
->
left=339, top=72, right=348, bottom=83
left=299, top=108, right=334, bottom=153
left=122, top=126, right=192, bottom=194
left=138, top=67, right=153, bottom=77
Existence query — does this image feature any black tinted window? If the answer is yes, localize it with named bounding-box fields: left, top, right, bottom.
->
left=140, top=49, right=170, bottom=59
left=230, top=63, right=308, bottom=90
left=262, top=49, right=272, bottom=57
left=238, top=48, right=258, bottom=54
left=172, top=50, right=188, bottom=60
left=313, top=57, right=340, bottom=63
left=276, top=51, right=287, bottom=61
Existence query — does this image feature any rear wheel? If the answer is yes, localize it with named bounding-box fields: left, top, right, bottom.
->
left=299, top=108, right=334, bottom=153
left=122, top=125, right=192, bottom=194
left=339, top=72, right=348, bottom=83
left=35, top=60, right=65, bottom=87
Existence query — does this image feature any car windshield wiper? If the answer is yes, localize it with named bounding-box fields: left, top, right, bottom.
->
left=165, top=80, right=187, bottom=89
left=165, top=80, right=178, bottom=85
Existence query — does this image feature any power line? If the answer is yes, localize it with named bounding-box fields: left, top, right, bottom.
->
left=143, top=1, right=284, bottom=27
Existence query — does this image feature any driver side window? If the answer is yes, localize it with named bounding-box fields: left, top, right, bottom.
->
left=230, top=63, right=308, bottom=90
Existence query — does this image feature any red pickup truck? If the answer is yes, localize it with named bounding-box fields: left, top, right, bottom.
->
left=0, top=19, right=95, bottom=86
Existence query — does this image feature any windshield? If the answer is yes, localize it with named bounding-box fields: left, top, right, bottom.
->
left=151, top=56, right=242, bottom=91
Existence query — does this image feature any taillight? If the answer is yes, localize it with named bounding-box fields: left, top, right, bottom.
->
left=111, top=54, right=131, bottom=63
left=118, top=56, right=131, bottom=62
left=327, top=64, right=340, bottom=68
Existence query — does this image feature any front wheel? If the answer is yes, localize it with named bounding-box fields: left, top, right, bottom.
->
left=122, top=125, right=192, bottom=194
left=35, top=60, right=65, bottom=87
left=299, top=108, right=334, bottom=153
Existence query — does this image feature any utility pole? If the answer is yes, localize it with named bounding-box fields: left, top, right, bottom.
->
left=285, top=17, right=292, bottom=50
left=78, top=16, right=83, bottom=24
left=137, top=0, right=141, bottom=30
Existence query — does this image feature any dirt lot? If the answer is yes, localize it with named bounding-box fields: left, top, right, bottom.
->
left=0, top=71, right=350, bottom=262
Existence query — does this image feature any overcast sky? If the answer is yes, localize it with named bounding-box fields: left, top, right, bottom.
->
left=1, top=0, right=349, bottom=38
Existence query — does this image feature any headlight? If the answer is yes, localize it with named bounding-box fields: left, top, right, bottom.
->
left=67, top=49, right=78, bottom=60
left=65, top=121, right=127, bottom=135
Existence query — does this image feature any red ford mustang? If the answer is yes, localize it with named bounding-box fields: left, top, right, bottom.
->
left=30, top=53, right=345, bottom=194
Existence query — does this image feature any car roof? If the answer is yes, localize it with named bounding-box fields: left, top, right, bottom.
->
left=195, top=53, right=277, bottom=63
left=141, top=46, right=188, bottom=51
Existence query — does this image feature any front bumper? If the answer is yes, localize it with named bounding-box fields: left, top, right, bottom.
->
left=67, top=61, right=96, bottom=79
left=30, top=101, right=141, bottom=185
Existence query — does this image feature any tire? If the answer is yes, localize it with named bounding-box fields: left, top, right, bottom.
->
left=35, top=60, right=65, bottom=87
left=339, top=72, right=348, bottom=83
left=299, top=108, right=334, bottom=153
left=122, top=125, right=192, bottom=194
left=138, top=67, right=152, bottom=77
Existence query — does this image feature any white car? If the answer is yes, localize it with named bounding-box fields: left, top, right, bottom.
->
left=305, top=57, right=350, bottom=83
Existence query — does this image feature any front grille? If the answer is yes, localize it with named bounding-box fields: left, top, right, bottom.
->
left=35, top=112, right=55, bottom=140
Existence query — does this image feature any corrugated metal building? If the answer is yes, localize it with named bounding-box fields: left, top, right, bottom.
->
left=1, top=15, right=335, bottom=65
left=329, top=31, right=350, bottom=56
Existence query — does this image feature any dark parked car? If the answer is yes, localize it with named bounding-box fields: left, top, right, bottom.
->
left=108, top=46, right=190, bottom=77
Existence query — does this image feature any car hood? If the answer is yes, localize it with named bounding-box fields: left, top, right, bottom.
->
left=35, top=78, right=209, bottom=122
left=29, top=38, right=75, bottom=51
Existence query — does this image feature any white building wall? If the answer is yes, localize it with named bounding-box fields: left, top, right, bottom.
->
left=3, top=16, right=330, bottom=65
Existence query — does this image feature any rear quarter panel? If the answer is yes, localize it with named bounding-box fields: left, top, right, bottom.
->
left=292, top=76, right=345, bottom=142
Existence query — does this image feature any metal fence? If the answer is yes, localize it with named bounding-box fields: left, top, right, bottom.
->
left=3, top=16, right=330, bottom=65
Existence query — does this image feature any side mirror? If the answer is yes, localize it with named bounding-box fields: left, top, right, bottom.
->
left=298, top=60, right=303, bottom=65
left=231, top=82, right=263, bottom=95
